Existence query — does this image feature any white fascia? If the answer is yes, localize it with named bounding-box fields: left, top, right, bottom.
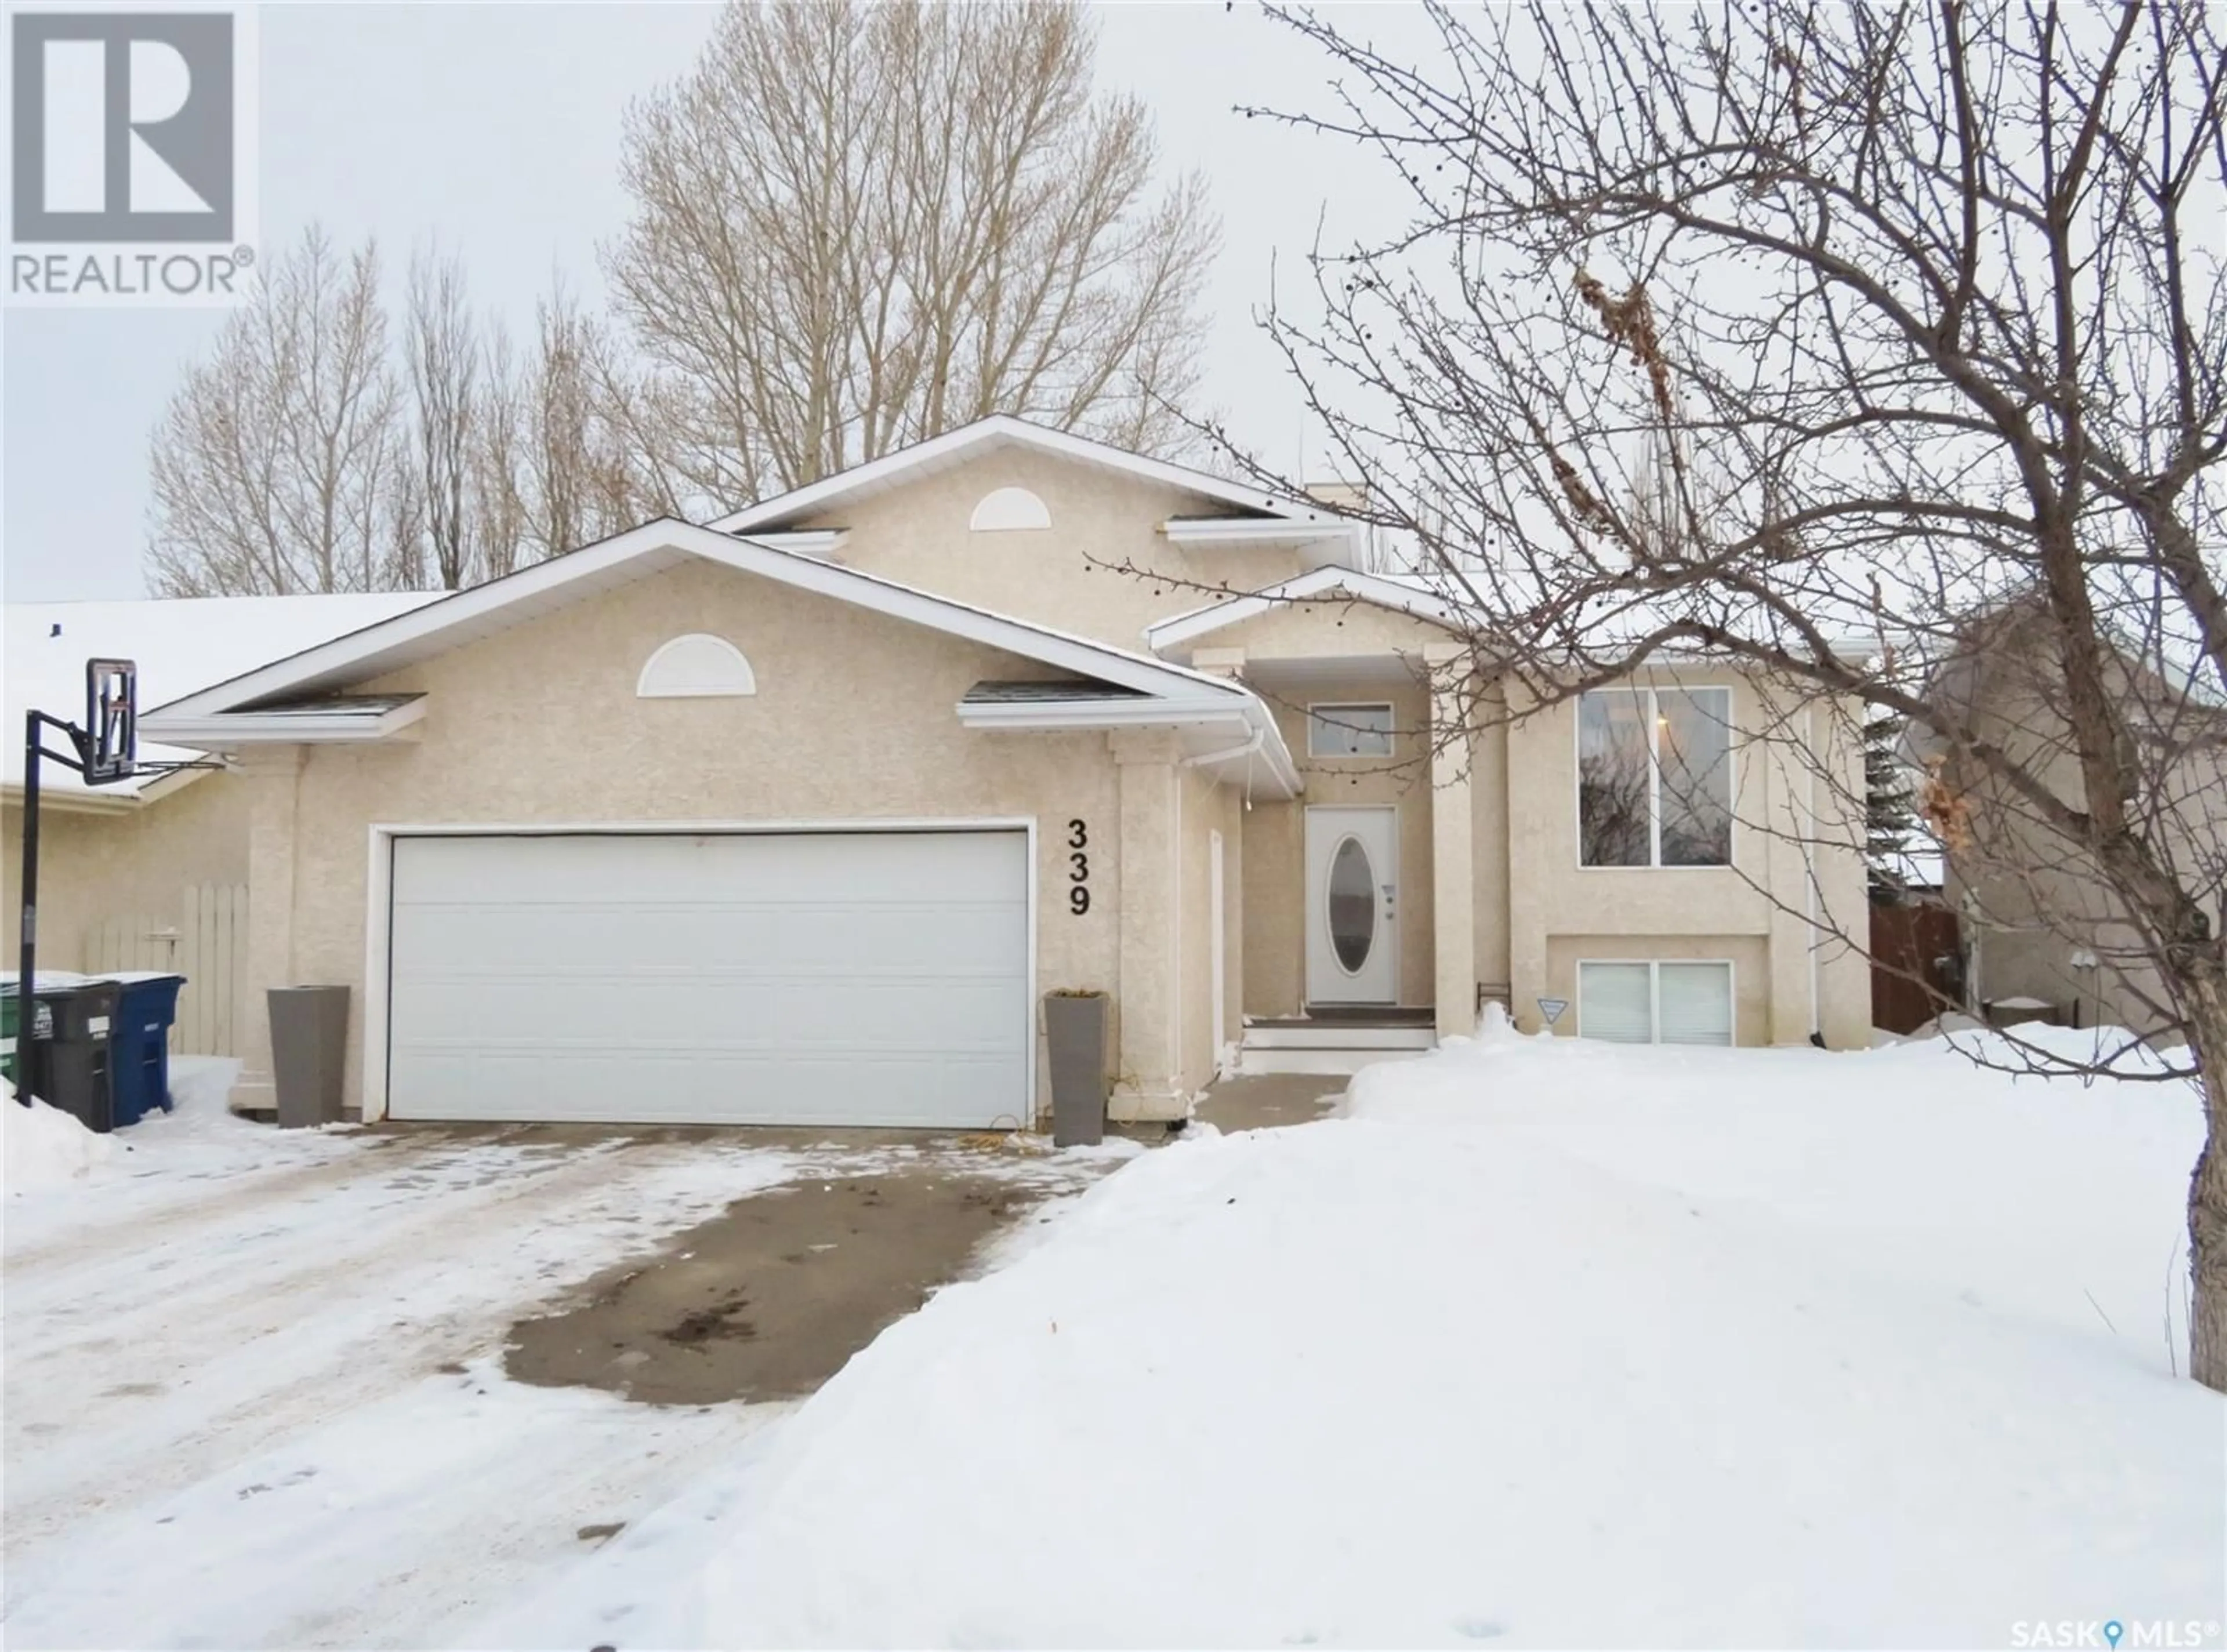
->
left=1160, top=518, right=1361, bottom=565
left=709, top=414, right=1333, bottom=533
left=956, top=696, right=1250, bottom=730
left=734, top=529, right=849, bottom=559
left=1147, top=567, right=1460, bottom=654
left=956, top=692, right=1301, bottom=797
left=144, top=697, right=427, bottom=748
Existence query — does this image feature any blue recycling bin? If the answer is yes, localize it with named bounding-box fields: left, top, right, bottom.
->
left=104, top=974, right=185, bottom=1128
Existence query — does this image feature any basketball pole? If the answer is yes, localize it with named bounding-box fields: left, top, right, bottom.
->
left=16, top=710, right=42, bottom=1102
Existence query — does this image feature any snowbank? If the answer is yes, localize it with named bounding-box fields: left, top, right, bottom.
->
left=2, top=1080, right=114, bottom=1189
left=689, top=1033, right=2219, bottom=1648
left=164, top=1054, right=242, bottom=1119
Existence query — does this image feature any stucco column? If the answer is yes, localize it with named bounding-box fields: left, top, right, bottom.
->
left=1503, top=681, right=1551, bottom=1033
left=232, top=746, right=304, bottom=1112
left=1109, top=728, right=1184, bottom=1121
left=1763, top=707, right=1818, bottom=1045
left=1427, top=644, right=1477, bottom=1040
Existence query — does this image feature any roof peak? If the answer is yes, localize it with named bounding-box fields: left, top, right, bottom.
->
left=707, top=415, right=1341, bottom=537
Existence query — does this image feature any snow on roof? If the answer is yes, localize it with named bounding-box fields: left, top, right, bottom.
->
left=5, top=593, right=443, bottom=800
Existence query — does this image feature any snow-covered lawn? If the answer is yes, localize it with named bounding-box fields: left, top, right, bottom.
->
left=9, top=1030, right=2221, bottom=1649
left=1, top=1064, right=1115, bottom=1650
left=502, top=1023, right=2221, bottom=1650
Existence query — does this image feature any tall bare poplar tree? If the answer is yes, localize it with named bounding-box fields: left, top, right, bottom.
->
left=148, top=226, right=402, bottom=595
left=607, top=0, right=1216, bottom=503
left=405, top=244, right=479, bottom=590
left=1241, top=1, right=2227, bottom=1386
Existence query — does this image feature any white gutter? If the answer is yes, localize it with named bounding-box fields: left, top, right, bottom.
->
left=955, top=692, right=1302, bottom=798
left=955, top=698, right=1253, bottom=731
left=1181, top=724, right=1265, bottom=770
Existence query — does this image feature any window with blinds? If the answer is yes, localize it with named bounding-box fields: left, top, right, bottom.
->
left=1577, top=960, right=1733, bottom=1046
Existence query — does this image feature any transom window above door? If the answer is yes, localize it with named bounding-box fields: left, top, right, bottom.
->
left=1308, top=702, right=1395, bottom=758
left=1577, top=686, right=1733, bottom=866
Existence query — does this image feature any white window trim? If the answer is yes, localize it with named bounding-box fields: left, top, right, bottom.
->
left=1575, top=957, right=1738, bottom=1045
left=1574, top=684, right=1736, bottom=870
left=636, top=632, right=757, bottom=699
left=1307, top=700, right=1397, bottom=759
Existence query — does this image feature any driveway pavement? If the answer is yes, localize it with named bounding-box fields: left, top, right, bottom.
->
left=1193, top=1073, right=1347, bottom=1132
left=2, top=1105, right=1128, bottom=1650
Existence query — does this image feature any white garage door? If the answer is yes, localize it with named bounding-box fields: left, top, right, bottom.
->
left=386, top=830, right=1030, bottom=1127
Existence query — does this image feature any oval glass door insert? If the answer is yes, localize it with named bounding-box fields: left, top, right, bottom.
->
left=1326, top=834, right=1376, bottom=974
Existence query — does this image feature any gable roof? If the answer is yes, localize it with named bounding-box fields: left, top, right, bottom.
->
left=139, top=518, right=1303, bottom=796
left=1145, top=567, right=1465, bottom=656
left=706, top=414, right=1345, bottom=538
left=4, top=591, right=442, bottom=807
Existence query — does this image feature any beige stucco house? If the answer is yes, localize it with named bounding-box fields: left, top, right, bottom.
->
left=1918, top=601, right=2225, bottom=1040
left=17, top=417, right=1870, bottom=1129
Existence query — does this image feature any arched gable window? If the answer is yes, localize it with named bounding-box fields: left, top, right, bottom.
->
left=969, top=486, right=1051, bottom=532
left=636, top=633, right=757, bottom=699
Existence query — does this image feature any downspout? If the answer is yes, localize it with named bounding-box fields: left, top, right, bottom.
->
left=1807, top=705, right=1823, bottom=1045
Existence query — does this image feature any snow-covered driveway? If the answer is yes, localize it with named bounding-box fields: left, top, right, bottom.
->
left=1, top=1064, right=1117, bottom=1650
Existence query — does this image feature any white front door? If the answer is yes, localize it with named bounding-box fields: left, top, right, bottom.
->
left=1305, top=806, right=1398, bottom=1005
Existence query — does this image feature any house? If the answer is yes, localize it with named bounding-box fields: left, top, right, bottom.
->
left=1914, top=600, right=2227, bottom=1038
left=13, top=417, right=1871, bottom=1129
left=2, top=592, right=442, bottom=1053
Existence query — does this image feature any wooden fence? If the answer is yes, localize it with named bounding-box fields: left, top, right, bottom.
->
left=1869, top=898, right=1964, bottom=1036
left=82, top=883, right=248, bottom=1056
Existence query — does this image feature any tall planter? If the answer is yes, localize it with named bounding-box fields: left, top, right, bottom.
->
left=1043, top=990, right=1108, bottom=1146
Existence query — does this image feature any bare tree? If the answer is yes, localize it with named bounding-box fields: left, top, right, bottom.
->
left=521, top=284, right=635, bottom=561
left=468, top=322, right=531, bottom=582
left=1233, top=2, right=2227, bottom=1384
left=607, top=0, right=1216, bottom=502
left=148, top=226, right=404, bottom=594
left=404, top=244, right=480, bottom=590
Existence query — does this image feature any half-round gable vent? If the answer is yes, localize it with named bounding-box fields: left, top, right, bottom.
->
left=636, top=633, right=757, bottom=699
left=969, top=485, right=1051, bottom=532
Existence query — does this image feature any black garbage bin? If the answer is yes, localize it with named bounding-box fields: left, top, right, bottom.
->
left=31, top=981, right=122, bottom=1134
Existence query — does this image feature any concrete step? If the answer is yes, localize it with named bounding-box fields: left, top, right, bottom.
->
left=1236, top=1046, right=1431, bottom=1077
left=1239, top=1023, right=1438, bottom=1051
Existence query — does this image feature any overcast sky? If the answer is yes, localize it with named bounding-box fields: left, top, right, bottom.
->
left=2, top=1, right=1416, bottom=603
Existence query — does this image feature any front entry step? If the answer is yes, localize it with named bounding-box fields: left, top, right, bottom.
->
left=1236, top=1012, right=1437, bottom=1076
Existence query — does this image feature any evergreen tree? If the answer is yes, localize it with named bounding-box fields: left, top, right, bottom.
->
left=1864, top=712, right=1920, bottom=901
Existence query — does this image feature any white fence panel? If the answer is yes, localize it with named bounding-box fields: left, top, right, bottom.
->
left=81, top=884, right=248, bottom=1056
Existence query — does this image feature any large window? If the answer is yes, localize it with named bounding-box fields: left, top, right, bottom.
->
left=1578, top=960, right=1735, bottom=1045
left=1577, top=687, right=1733, bottom=866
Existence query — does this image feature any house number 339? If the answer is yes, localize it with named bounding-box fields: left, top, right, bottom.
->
left=1067, top=819, right=1090, bottom=915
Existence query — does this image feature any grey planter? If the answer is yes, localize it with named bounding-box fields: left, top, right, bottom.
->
left=1043, top=991, right=1108, bottom=1146
left=269, top=985, right=350, bottom=1128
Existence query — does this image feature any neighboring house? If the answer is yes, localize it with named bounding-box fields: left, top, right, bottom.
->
left=19, top=416, right=1867, bottom=1130
left=1915, top=599, right=2227, bottom=1037
left=1, top=593, right=441, bottom=1054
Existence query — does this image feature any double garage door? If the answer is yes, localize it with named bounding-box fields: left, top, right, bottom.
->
left=386, top=830, right=1030, bottom=1127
